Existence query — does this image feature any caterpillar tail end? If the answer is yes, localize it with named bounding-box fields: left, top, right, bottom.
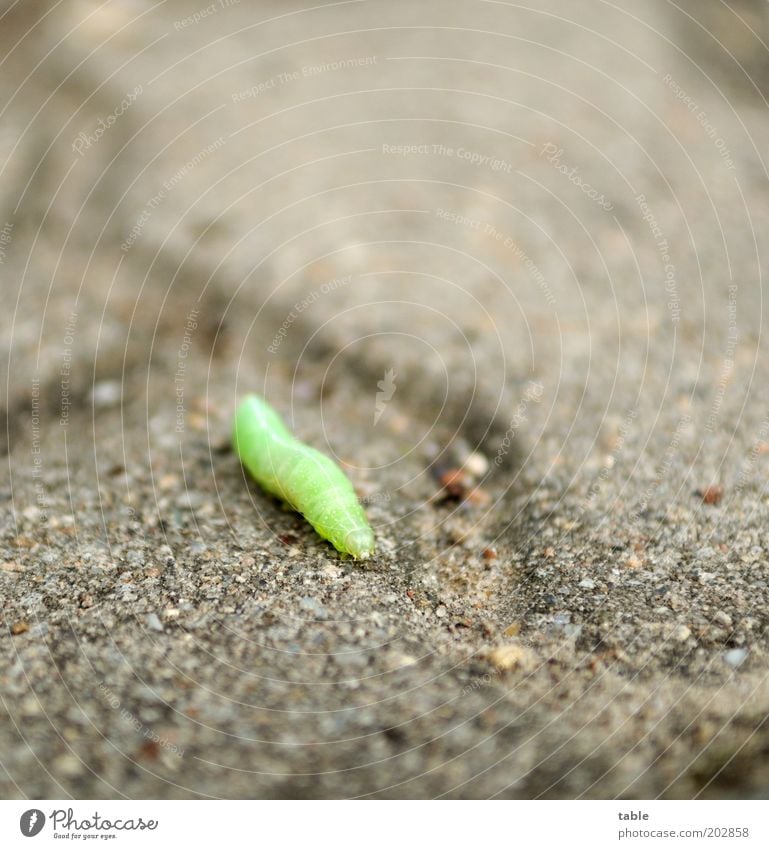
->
left=343, top=527, right=376, bottom=560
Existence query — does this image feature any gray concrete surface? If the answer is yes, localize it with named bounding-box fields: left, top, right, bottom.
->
left=2, top=0, right=769, bottom=798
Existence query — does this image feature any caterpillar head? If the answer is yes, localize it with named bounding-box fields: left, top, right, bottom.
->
left=343, top=526, right=376, bottom=560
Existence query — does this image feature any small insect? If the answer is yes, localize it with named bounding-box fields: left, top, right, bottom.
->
left=232, top=394, right=375, bottom=559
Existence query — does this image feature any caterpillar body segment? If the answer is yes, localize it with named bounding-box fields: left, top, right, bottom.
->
left=233, top=395, right=375, bottom=559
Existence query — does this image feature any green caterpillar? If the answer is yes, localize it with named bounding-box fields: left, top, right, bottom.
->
left=232, top=395, right=375, bottom=559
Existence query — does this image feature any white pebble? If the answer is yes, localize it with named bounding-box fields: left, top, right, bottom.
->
left=145, top=613, right=164, bottom=632
left=464, top=452, right=489, bottom=478
left=724, top=648, right=748, bottom=669
left=89, top=380, right=122, bottom=408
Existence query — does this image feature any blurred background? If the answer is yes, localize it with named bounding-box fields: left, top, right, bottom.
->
left=1, top=0, right=769, bottom=799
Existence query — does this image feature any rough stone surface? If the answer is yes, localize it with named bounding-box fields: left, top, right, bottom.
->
left=2, top=0, right=769, bottom=799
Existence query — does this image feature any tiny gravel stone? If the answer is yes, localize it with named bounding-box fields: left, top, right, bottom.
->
left=698, top=485, right=724, bottom=505
left=487, top=643, right=532, bottom=671
left=52, top=754, right=83, bottom=778
left=578, top=578, right=595, bottom=589
left=145, top=613, right=164, bottom=632
left=724, top=649, right=748, bottom=669
left=713, top=611, right=733, bottom=628
left=464, top=452, right=489, bottom=477
left=88, top=380, right=123, bottom=408
left=176, top=492, right=206, bottom=510
left=563, top=624, right=583, bottom=640
left=674, top=625, right=691, bottom=642
left=437, top=469, right=470, bottom=499
left=299, top=597, right=328, bottom=619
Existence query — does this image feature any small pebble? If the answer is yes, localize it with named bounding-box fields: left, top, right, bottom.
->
left=724, top=648, right=748, bottom=669
left=487, top=643, right=532, bottom=671
left=713, top=610, right=732, bottom=628
left=674, top=625, right=691, bottom=642
left=562, top=623, right=583, bottom=640
left=138, top=740, right=160, bottom=761
left=89, top=380, right=122, bottom=408
left=176, top=492, right=206, bottom=510
left=438, top=469, right=469, bottom=499
left=145, top=613, right=164, bottom=632
left=11, top=621, right=29, bottom=635
left=579, top=578, right=595, bottom=589
left=465, top=487, right=491, bottom=506
left=697, top=485, right=724, bottom=505
left=464, top=451, right=489, bottom=477
left=158, top=474, right=179, bottom=491
left=52, top=753, right=83, bottom=778
left=300, top=596, right=328, bottom=619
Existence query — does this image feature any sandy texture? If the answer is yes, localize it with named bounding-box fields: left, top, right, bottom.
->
left=2, top=0, right=769, bottom=798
